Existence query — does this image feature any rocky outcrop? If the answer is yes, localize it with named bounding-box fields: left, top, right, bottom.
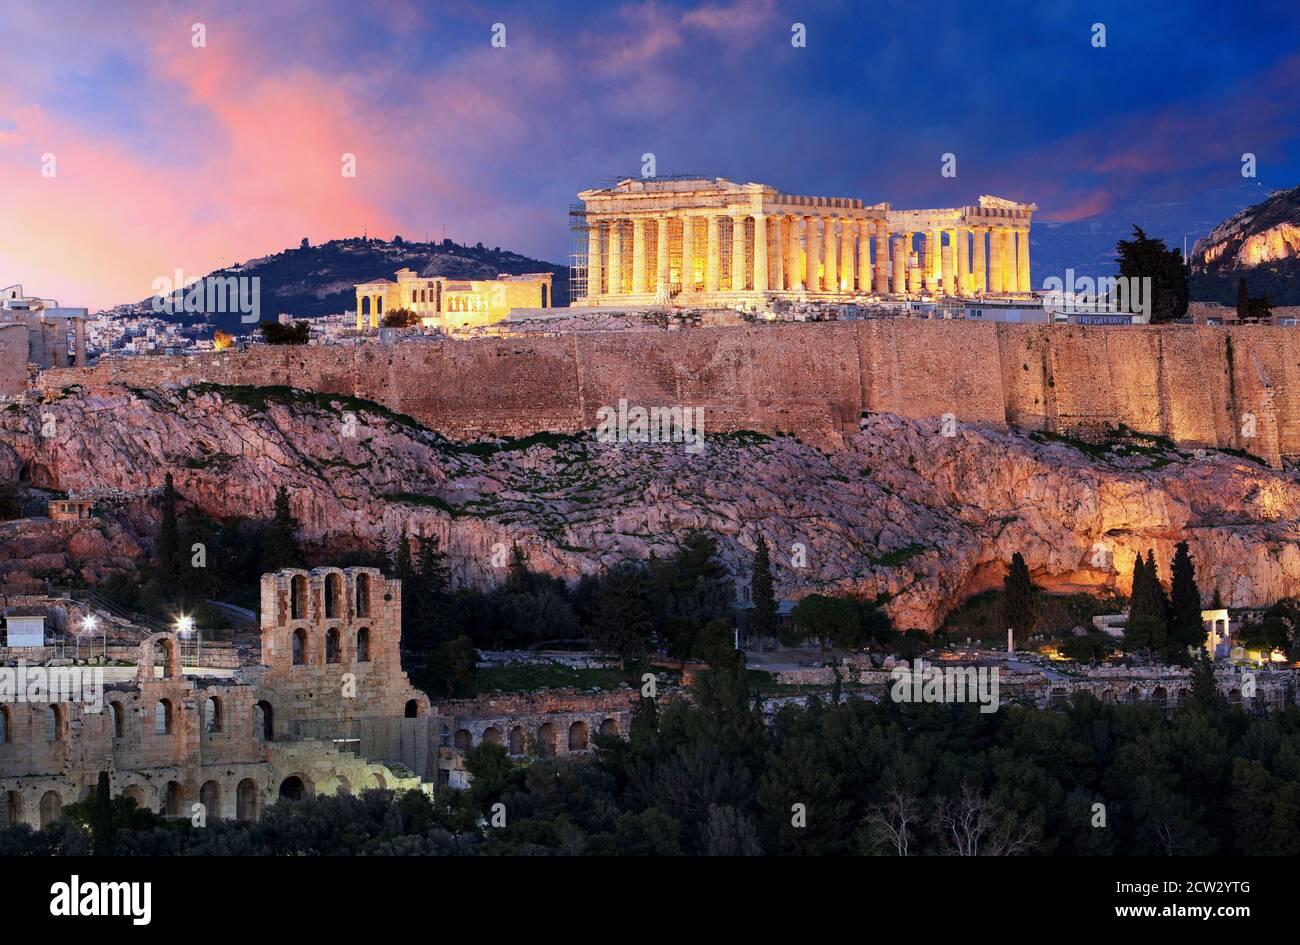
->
left=2, top=383, right=1299, bottom=630
left=1193, top=185, right=1300, bottom=271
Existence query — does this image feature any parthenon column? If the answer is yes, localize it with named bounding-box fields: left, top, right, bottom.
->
left=972, top=227, right=987, bottom=294
left=587, top=221, right=603, bottom=299
left=892, top=234, right=907, bottom=294
left=822, top=218, right=838, bottom=293
left=875, top=222, right=890, bottom=294
left=856, top=223, right=870, bottom=292
left=705, top=214, right=721, bottom=293
left=632, top=218, right=648, bottom=294
left=1016, top=229, right=1031, bottom=293
left=955, top=227, right=970, bottom=296
left=1002, top=228, right=1017, bottom=294
left=841, top=221, right=856, bottom=292
left=770, top=216, right=785, bottom=291
left=805, top=217, right=821, bottom=292
left=921, top=231, right=937, bottom=293
left=753, top=214, right=768, bottom=294
left=731, top=215, right=747, bottom=291
left=941, top=238, right=955, bottom=296
left=988, top=227, right=1004, bottom=295
left=608, top=220, right=623, bottom=295
left=656, top=216, right=671, bottom=295
left=679, top=216, right=694, bottom=292
left=785, top=217, right=801, bottom=290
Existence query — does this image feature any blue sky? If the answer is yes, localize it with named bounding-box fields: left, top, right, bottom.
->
left=2, top=0, right=1298, bottom=307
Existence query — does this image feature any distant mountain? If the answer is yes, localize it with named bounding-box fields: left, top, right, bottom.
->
left=103, top=237, right=570, bottom=334
left=1030, top=182, right=1274, bottom=294
left=1189, top=185, right=1300, bottom=305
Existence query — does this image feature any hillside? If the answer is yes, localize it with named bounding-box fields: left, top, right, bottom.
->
left=5, top=383, right=1300, bottom=631
left=102, top=236, right=569, bottom=333
left=1191, top=185, right=1300, bottom=305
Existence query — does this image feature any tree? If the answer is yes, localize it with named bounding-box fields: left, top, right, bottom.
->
left=381, top=307, right=418, bottom=328
left=1115, top=225, right=1189, bottom=323
left=1003, top=552, right=1035, bottom=644
left=263, top=486, right=297, bottom=571
left=932, top=781, right=1037, bottom=856
left=789, top=594, right=862, bottom=650
left=863, top=788, right=920, bottom=856
left=749, top=536, right=777, bottom=651
left=1169, top=541, right=1204, bottom=653
left=156, top=473, right=181, bottom=580
left=92, top=771, right=114, bottom=856
left=259, top=321, right=310, bottom=344
left=1236, top=276, right=1250, bottom=321
left=590, top=562, right=655, bottom=668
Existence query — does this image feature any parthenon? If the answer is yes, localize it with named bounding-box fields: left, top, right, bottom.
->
left=573, top=177, right=1035, bottom=307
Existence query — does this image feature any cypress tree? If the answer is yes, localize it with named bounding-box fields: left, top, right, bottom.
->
left=157, top=473, right=180, bottom=578
left=264, top=486, right=297, bottom=571
left=1146, top=549, right=1170, bottom=618
left=750, top=536, right=777, bottom=650
left=1169, top=541, right=1204, bottom=652
left=1003, top=552, right=1036, bottom=642
left=92, top=770, right=114, bottom=856
left=1236, top=277, right=1250, bottom=321
left=1129, top=552, right=1148, bottom=620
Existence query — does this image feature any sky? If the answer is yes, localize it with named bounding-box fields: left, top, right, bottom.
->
left=2, top=0, right=1299, bottom=311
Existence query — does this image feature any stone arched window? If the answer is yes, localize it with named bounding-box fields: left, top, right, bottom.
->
left=236, top=779, right=259, bottom=821
left=109, top=702, right=124, bottom=738
left=599, top=718, right=619, bottom=738
left=355, top=574, right=371, bottom=617
left=536, top=722, right=556, bottom=757
left=254, top=700, right=274, bottom=741
left=356, top=627, right=370, bottom=663
left=5, top=791, right=23, bottom=827
left=568, top=721, right=589, bottom=752
left=39, top=790, right=61, bottom=828
left=405, top=699, right=419, bottom=719
left=290, top=574, right=307, bottom=620
left=154, top=699, right=173, bottom=735
left=204, top=697, right=222, bottom=733
left=44, top=705, right=63, bottom=742
left=0, top=705, right=10, bottom=743
left=326, top=628, right=340, bottom=664
left=454, top=729, right=472, bottom=750
left=324, top=572, right=342, bottom=619
left=199, top=780, right=221, bottom=818
left=292, top=628, right=307, bottom=665
left=483, top=727, right=501, bottom=745
left=508, top=725, right=525, bottom=756
left=164, top=781, right=184, bottom=817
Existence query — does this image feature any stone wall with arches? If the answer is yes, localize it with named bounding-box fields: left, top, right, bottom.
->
left=0, top=567, right=426, bottom=830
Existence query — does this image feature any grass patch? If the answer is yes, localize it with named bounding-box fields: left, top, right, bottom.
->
left=474, top=663, right=629, bottom=694
left=869, top=543, right=927, bottom=567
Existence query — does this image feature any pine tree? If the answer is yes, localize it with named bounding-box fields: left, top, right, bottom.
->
left=93, top=770, right=114, bottom=856
left=264, top=486, right=297, bottom=571
left=750, top=536, right=777, bottom=651
left=1003, top=552, right=1035, bottom=643
left=392, top=530, right=413, bottom=584
left=157, top=473, right=180, bottom=579
left=1236, top=277, right=1250, bottom=321
left=1169, top=541, right=1204, bottom=653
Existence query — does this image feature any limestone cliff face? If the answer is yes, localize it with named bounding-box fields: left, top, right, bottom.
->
left=3, top=384, right=1300, bottom=630
left=1194, top=185, right=1300, bottom=270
